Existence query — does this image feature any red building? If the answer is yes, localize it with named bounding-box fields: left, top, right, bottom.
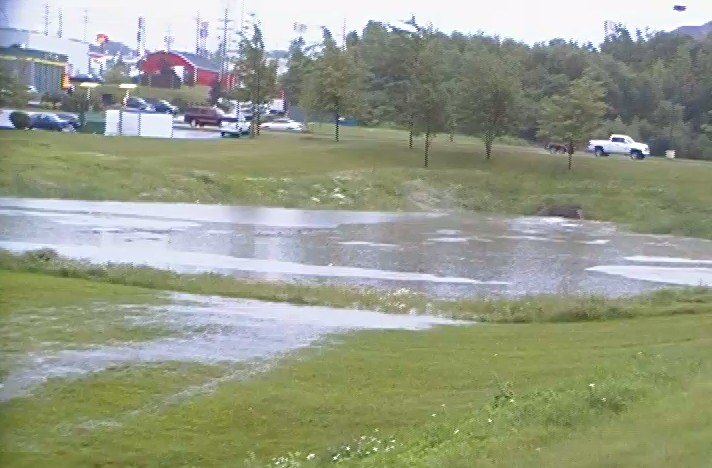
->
left=140, top=50, right=237, bottom=88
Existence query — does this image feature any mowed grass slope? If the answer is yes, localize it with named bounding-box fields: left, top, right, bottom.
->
left=1, top=127, right=711, bottom=238
left=1, top=290, right=710, bottom=466
left=2, top=267, right=712, bottom=466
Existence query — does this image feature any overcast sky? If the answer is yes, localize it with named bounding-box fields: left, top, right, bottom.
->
left=12, top=0, right=712, bottom=52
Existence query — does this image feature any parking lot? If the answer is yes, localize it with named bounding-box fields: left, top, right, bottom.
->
left=1, top=108, right=228, bottom=139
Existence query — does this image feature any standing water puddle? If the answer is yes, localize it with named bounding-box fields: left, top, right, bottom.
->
left=1, top=197, right=712, bottom=297
left=0, top=292, right=465, bottom=401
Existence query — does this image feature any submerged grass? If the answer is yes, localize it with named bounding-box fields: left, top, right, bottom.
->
left=1, top=128, right=712, bottom=238
left=1, top=250, right=712, bottom=466
left=2, top=313, right=710, bottom=467
left=0, top=270, right=173, bottom=370
left=2, top=249, right=711, bottom=324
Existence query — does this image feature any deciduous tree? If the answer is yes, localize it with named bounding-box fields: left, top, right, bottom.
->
left=458, top=49, right=522, bottom=159
left=537, top=76, right=607, bottom=169
left=234, top=22, right=278, bottom=137
left=301, top=28, right=364, bottom=142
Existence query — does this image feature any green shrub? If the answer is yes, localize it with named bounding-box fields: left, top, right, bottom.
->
left=9, top=111, right=30, bottom=129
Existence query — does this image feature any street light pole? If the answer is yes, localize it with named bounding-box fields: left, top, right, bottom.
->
left=78, top=81, right=99, bottom=128
left=118, top=83, right=137, bottom=136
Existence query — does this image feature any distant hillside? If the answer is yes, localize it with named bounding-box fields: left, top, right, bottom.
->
left=671, top=20, right=712, bottom=39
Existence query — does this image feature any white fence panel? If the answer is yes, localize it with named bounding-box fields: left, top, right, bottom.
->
left=104, top=110, right=173, bottom=138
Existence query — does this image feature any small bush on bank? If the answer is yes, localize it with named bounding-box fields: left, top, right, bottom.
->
left=9, top=111, right=30, bottom=129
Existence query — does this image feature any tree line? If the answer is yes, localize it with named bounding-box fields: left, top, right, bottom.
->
left=270, top=18, right=712, bottom=161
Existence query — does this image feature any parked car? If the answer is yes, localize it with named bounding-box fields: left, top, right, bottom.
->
left=220, top=116, right=251, bottom=137
left=144, top=98, right=178, bottom=115
left=54, top=112, right=81, bottom=129
left=544, top=142, right=569, bottom=154
left=125, top=96, right=155, bottom=112
left=29, top=113, right=76, bottom=132
left=259, top=118, right=303, bottom=132
left=184, top=106, right=226, bottom=127
left=587, top=134, right=650, bottom=159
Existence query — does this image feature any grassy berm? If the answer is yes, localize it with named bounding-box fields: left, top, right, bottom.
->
left=2, top=251, right=712, bottom=467
left=1, top=126, right=712, bottom=239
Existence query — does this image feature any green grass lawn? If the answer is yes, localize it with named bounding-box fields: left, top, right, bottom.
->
left=1, top=127, right=711, bottom=238
left=0, top=266, right=711, bottom=466
left=1, top=272, right=710, bottom=466
left=0, top=270, right=174, bottom=376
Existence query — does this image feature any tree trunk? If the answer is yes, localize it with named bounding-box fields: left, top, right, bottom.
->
left=567, top=139, right=574, bottom=170
left=408, top=115, right=414, bottom=150
left=484, top=132, right=494, bottom=160
left=424, top=120, right=431, bottom=168
left=335, top=112, right=340, bottom=142
left=255, top=70, right=262, bottom=137
left=250, top=102, right=257, bottom=138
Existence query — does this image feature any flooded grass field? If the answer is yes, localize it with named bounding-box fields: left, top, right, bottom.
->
left=1, top=197, right=711, bottom=466
left=2, top=269, right=710, bottom=467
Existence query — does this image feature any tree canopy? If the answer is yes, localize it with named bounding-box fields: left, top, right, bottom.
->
left=283, top=21, right=712, bottom=160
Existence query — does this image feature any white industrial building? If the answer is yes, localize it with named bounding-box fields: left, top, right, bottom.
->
left=0, top=0, right=91, bottom=76
left=0, top=29, right=90, bottom=75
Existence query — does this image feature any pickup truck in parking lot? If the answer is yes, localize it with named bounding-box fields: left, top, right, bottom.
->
left=587, top=134, right=650, bottom=159
left=220, top=116, right=250, bottom=137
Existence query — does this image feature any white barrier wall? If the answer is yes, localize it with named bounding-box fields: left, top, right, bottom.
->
left=104, top=110, right=174, bottom=138
left=0, top=109, right=14, bottom=129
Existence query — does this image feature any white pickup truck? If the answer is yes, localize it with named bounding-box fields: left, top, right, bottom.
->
left=220, top=116, right=251, bottom=138
left=587, top=134, right=650, bottom=159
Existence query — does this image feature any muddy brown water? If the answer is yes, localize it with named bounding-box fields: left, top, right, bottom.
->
left=1, top=197, right=711, bottom=297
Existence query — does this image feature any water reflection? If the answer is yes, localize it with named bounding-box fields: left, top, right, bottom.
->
left=1, top=197, right=711, bottom=298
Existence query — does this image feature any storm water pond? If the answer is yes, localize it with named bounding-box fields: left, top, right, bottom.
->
left=1, top=197, right=711, bottom=298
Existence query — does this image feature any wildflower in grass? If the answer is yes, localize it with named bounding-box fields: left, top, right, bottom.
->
left=306, top=453, right=316, bottom=460
left=311, top=197, right=320, bottom=203
left=454, top=429, right=460, bottom=434
left=488, top=418, right=493, bottom=423
left=589, top=383, right=595, bottom=388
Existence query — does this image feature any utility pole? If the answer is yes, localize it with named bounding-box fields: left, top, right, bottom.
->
left=164, top=24, right=174, bottom=51
left=83, top=9, right=90, bottom=75
left=83, top=9, right=89, bottom=43
left=194, top=11, right=201, bottom=55
left=57, top=9, right=63, bottom=38
left=342, top=17, right=347, bottom=50
left=217, top=7, right=234, bottom=84
left=43, top=3, right=50, bottom=36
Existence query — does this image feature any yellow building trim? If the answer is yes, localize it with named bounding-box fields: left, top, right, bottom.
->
left=0, top=55, right=66, bottom=67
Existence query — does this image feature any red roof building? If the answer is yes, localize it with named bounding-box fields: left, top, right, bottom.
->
left=140, top=50, right=237, bottom=88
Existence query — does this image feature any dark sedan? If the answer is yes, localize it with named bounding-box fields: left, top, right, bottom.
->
left=54, top=113, right=81, bottom=129
left=29, top=114, right=76, bottom=132
left=144, top=98, right=178, bottom=115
